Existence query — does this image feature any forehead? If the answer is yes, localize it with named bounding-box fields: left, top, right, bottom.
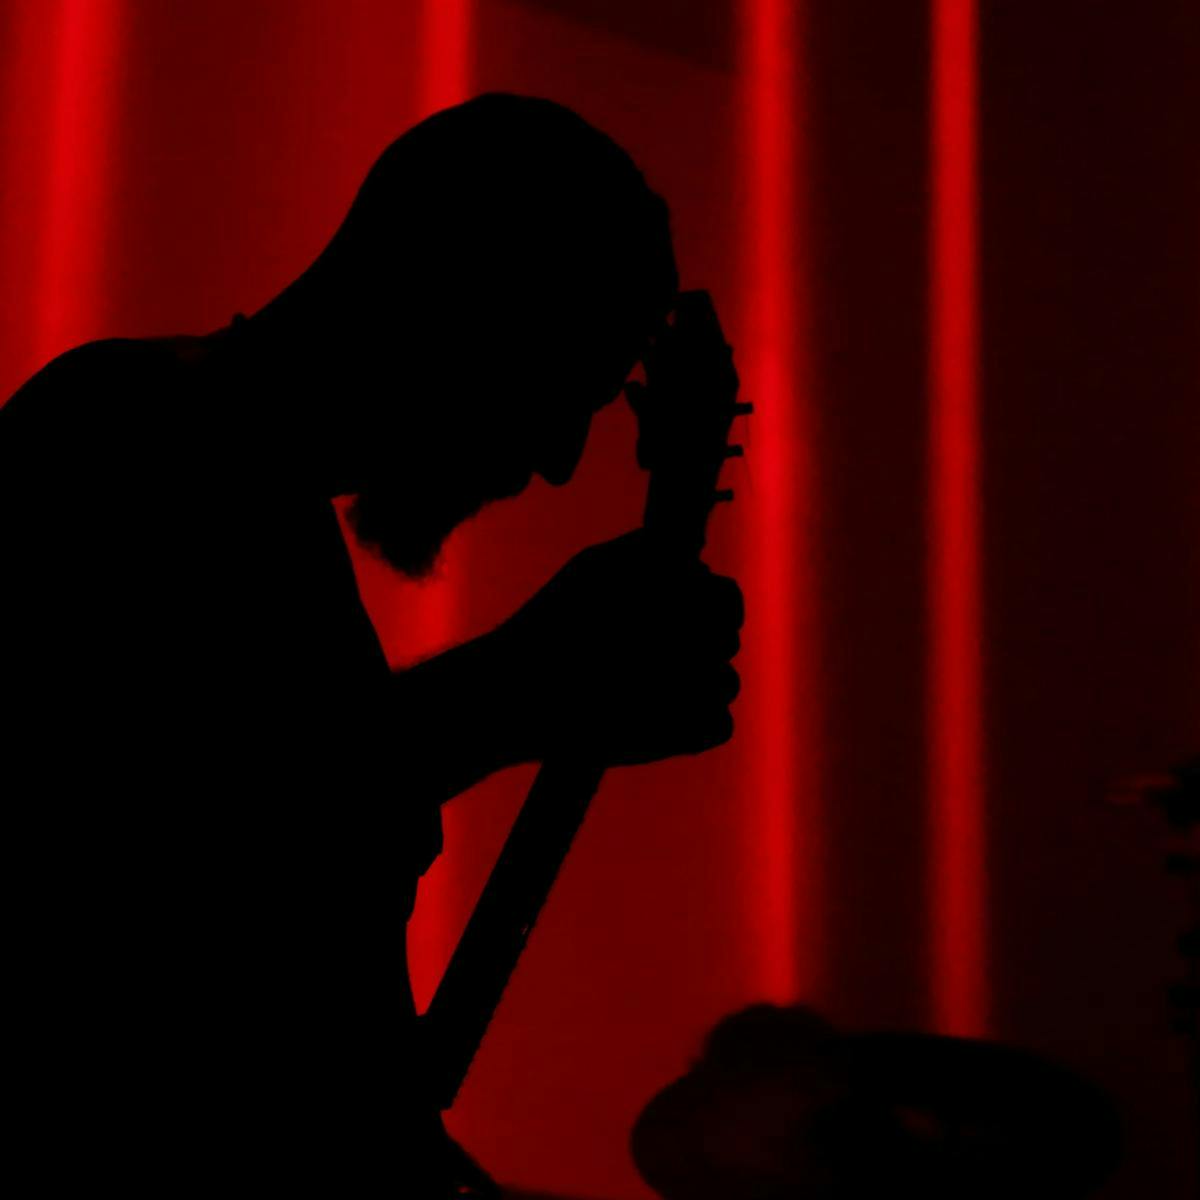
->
left=551, top=298, right=658, bottom=368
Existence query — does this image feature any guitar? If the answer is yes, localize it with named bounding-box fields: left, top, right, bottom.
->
left=420, top=288, right=749, bottom=1121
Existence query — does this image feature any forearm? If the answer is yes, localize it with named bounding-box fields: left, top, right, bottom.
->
left=389, top=628, right=539, bottom=806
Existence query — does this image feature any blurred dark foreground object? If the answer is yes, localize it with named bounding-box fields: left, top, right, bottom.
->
left=1105, top=755, right=1199, bottom=1115
left=631, top=1005, right=1121, bottom=1200
left=1106, top=755, right=1199, bottom=832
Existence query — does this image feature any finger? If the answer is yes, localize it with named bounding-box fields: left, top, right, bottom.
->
left=715, top=628, right=741, bottom=661
left=681, top=709, right=734, bottom=755
left=667, top=682, right=736, bottom=751
left=716, top=664, right=741, bottom=706
left=701, top=615, right=740, bottom=663
left=717, top=575, right=745, bottom=631
left=698, top=573, right=744, bottom=639
left=685, top=662, right=739, bottom=711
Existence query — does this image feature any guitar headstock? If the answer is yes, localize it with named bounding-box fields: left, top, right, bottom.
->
left=629, top=289, right=750, bottom=553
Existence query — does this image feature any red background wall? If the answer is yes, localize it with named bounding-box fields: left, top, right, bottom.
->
left=1, top=2, right=1196, bottom=1196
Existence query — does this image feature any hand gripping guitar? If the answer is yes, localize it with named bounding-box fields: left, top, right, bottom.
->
left=420, top=289, right=750, bottom=1111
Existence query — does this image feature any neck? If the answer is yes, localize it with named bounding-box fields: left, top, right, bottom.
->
left=198, top=296, right=363, bottom=498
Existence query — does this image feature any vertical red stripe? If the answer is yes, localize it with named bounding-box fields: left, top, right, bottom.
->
left=407, top=0, right=475, bottom=1013
left=740, top=0, right=822, bottom=1004
left=929, top=0, right=987, bottom=1036
left=419, top=0, right=473, bottom=118
left=409, top=0, right=475, bottom=655
left=0, top=4, right=53, bottom=395
left=34, top=0, right=124, bottom=365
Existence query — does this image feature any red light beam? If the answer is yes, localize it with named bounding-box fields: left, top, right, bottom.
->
left=740, top=0, right=823, bottom=1005
left=34, top=0, right=125, bottom=366
left=928, top=0, right=988, bottom=1037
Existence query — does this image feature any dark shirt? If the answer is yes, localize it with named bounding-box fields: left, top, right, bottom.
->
left=1, top=336, right=433, bottom=1188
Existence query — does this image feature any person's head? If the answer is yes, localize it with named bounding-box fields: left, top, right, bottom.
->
left=261, top=93, right=678, bottom=576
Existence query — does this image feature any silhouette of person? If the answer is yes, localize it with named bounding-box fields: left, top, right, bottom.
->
left=1, top=94, right=742, bottom=1193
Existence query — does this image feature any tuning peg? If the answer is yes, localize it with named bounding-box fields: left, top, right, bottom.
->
left=724, top=444, right=744, bottom=459
left=733, top=401, right=754, bottom=417
left=713, top=488, right=735, bottom=504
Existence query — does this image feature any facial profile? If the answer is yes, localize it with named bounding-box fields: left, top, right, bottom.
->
left=319, top=93, right=678, bottom=576
left=347, top=325, right=645, bottom=578
left=348, top=457, right=487, bottom=579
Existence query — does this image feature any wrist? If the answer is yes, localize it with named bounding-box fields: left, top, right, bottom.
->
left=470, top=625, right=546, bottom=767
left=396, top=628, right=544, bottom=773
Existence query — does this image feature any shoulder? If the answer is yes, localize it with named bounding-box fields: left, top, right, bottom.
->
left=2, top=337, right=185, bottom=439
left=0, top=336, right=211, bottom=576
left=5, top=336, right=180, bottom=400
left=2, top=337, right=190, bottom=469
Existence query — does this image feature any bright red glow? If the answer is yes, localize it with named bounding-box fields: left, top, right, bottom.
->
left=34, top=0, right=124, bottom=365
left=740, top=0, right=822, bottom=1005
left=405, top=0, right=476, bottom=1014
left=409, top=0, right=475, bottom=654
left=402, top=0, right=475, bottom=657
left=929, top=0, right=987, bottom=1036
left=420, top=0, right=473, bottom=117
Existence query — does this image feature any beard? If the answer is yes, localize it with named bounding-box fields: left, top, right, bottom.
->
left=346, top=470, right=489, bottom=579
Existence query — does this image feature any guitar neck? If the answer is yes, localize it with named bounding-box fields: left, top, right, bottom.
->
left=419, top=289, right=739, bottom=1110
left=420, top=488, right=711, bottom=1110
left=420, top=757, right=605, bottom=1109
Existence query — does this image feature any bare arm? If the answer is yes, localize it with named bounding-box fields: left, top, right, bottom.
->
left=389, top=628, right=540, bottom=808
left=387, top=528, right=742, bottom=809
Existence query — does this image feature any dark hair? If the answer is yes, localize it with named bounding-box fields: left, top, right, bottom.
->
left=316, top=93, right=678, bottom=353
